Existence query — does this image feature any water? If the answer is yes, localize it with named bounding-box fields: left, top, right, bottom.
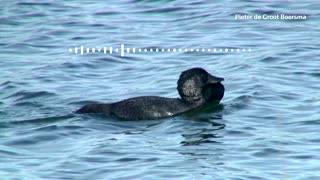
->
left=1, top=0, right=320, bottom=179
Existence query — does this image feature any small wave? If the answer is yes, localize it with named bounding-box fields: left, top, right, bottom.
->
left=252, top=147, right=291, bottom=157
left=0, top=148, right=23, bottom=157
left=16, top=2, right=52, bottom=6
left=94, top=11, right=121, bottom=16
left=13, top=101, right=43, bottom=107
left=0, top=18, right=20, bottom=26
left=260, top=56, right=280, bottom=63
left=129, top=0, right=176, bottom=3
left=250, top=9, right=281, bottom=15
left=181, top=139, right=221, bottom=146
left=138, top=7, right=185, bottom=14
left=5, top=90, right=56, bottom=101
left=4, top=134, right=60, bottom=147
left=224, top=95, right=253, bottom=113
left=0, top=81, right=17, bottom=90
left=9, top=115, right=75, bottom=125
left=286, top=119, right=320, bottom=126
left=23, top=12, right=47, bottom=18
left=225, top=129, right=253, bottom=137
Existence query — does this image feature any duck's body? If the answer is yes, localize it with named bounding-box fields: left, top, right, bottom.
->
left=77, top=97, right=191, bottom=120
left=76, top=68, right=225, bottom=120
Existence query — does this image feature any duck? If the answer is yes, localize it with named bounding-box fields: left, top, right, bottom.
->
left=76, top=67, right=224, bottom=120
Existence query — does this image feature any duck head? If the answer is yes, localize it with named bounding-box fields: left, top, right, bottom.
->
left=177, top=67, right=224, bottom=105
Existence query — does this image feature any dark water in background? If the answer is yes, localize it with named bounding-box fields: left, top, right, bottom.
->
left=1, top=0, right=320, bottom=179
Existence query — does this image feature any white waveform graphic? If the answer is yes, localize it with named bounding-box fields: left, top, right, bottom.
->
left=68, top=44, right=252, bottom=57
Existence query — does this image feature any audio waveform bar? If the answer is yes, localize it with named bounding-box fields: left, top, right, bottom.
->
left=69, top=44, right=252, bottom=57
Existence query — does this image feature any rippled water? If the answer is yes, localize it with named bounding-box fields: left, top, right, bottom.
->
left=1, top=0, right=320, bottom=179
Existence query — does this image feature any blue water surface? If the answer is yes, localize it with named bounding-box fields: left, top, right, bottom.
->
left=1, top=0, right=320, bottom=179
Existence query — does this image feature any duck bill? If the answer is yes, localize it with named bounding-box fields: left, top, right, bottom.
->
left=207, top=74, right=224, bottom=83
